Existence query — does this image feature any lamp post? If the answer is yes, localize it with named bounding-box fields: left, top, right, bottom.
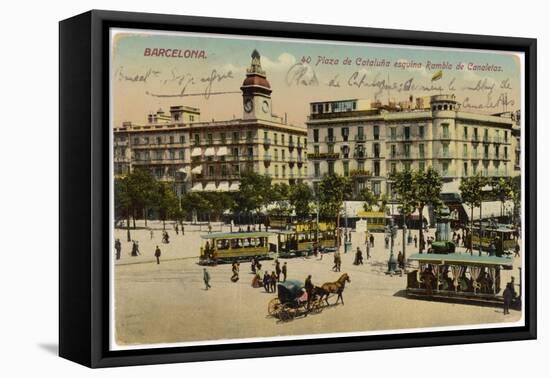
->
left=387, top=218, right=398, bottom=273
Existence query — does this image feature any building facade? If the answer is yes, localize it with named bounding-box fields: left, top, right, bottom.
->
left=307, top=94, right=519, bottom=197
left=114, top=50, right=308, bottom=195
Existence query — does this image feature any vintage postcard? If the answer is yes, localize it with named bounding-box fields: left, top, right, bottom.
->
left=110, top=28, right=525, bottom=350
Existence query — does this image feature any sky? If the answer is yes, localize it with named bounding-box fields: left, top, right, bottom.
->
left=111, top=29, right=522, bottom=128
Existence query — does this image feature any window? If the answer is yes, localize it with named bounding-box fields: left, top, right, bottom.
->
left=463, top=127, right=468, bottom=139
left=390, top=128, right=397, bottom=140
left=342, top=145, right=350, bottom=159
left=274, top=133, right=278, bottom=144
left=404, top=162, right=411, bottom=171
left=442, top=143, right=449, bottom=158
left=156, top=136, right=162, bottom=144
left=155, top=150, right=163, bottom=160
left=327, top=128, right=334, bottom=141
left=233, top=131, right=239, bottom=141
left=391, top=163, right=397, bottom=174
left=442, top=124, right=449, bottom=139
left=474, top=128, right=478, bottom=140
left=274, top=165, right=279, bottom=177
left=357, top=126, right=364, bottom=139
left=419, top=161, right=425, bottom=172
left=463, top=162, right=468, bottom=176
left=341, top=127, right=349, bottom=141
left=504, top=146, right=508, bottom=159
left=247, top=131, right=253, bottom=141
left=207, top=133, right=213, bottom=145
left=495, top=145, right=500, bottom=158
left=419, top=143, right=425, bottom=158
left=282, top=165, right=286, bottom=178
left=178, top=150, right=184, bottom=160
left=343, top=161, right=349, bottom=176
left=174, top=113, right=180, bottom=121
left=169, top=150, right=175, bottom=160
left=282, top=150, right=286, bottom=161
left=373, top=182, right=381, bottom=196
left=484, top=145, right=489, bottom=159
left=274, top=149, right=279, bottom=160
left=179, top=135, right=185, bottom=144
left=418, top=126, right=425, bottom=138
left=314, top=145, right=319, bottom=155
left=374, top=143, right=380, bottom=158
left=442, top=162, right=449, bottom=176
left=313, top=129, right=319, bottom=143
left=328, top=161, right=335, bottom=174
left=373, top=125, right=379, bottom=140
left=404, top=144, right=411, bottom=158
left=189, top=115, right=195, bottom=122
left=133, top=137, right=139, bottom=145
left=391, top=145, right=397, bottom=158
left=208, top=165, right=214, bottom=177
left=248, top=147, right=253, bottom=157
left=463, top=144, right=468, bottom=158
left=404, top=126, right=410, bottom=140
left=374, top=161, right=380, bottom=176
left=314, top=163, right=320, bottom=178
left=357, top=161, right=365, bottom=171
left=328, top=145, right=334, bottom=154
left=220, top=132, right=226, bottom=143
left=233, top=147, right=239, bottom=157
left=194, top=134, right=200, bottom=146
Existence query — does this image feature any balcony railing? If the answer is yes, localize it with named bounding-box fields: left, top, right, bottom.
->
left=325, top=136, right=336, bottom=143
left=307, top=152, right=339, bottom=160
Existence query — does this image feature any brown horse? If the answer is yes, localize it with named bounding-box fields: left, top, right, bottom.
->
left=319, top=273, right=351, bottom=306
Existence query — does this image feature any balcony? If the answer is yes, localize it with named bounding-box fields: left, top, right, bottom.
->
left=288, top=140, right=295, bottom=150
left=263, top=154, right=272, bottom=161
left=263, top=138, right=271, bottom=146
left=355, top=134, right=366, bottom=142
left=307, top=152, right=340, bottom=160
left=325, top=136, right=336, bottom=144
left=354, top=152, right=366, bottom=160
left=350, top=169, right=372, bottom=178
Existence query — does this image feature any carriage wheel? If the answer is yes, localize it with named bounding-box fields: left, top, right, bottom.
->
left=309, top=299, right=323, bottom=314
left=268, top=298, right=281, bottom=316
left=279, top=304, right=295, bottom=322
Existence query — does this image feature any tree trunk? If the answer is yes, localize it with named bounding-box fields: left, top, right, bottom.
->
left=479, top=203, right=483, bottom=256
left=418, top=205, right=424, bottom=255
left=132, top=209, right=136, bottom=229
left=144, top=207, right=148, bottom=227
left=470, top=205, right=474, bottom=256
left=126, top=208, right=131, bottom=242
left=162, top=218, right=166, bottom=230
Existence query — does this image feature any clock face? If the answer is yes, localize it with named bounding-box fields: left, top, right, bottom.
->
left=244, top=99, right=253, bottom=113
left=262, top=100, right=270, bottom=113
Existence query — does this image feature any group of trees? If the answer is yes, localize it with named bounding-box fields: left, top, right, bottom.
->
left=115, top=169, right=182, bottom=241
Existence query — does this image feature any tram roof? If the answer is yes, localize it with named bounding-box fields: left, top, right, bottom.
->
left=201, top=231, right=274, bottom=240
left=407, top=253, right=514, bottom=267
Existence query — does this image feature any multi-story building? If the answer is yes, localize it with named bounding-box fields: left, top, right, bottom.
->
left=307, top=94, right=519, bottom=197
left=114, top=50, right=308, bottom=195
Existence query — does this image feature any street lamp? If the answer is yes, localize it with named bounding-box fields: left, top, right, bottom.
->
left=386, top=218, right=399, bottom=274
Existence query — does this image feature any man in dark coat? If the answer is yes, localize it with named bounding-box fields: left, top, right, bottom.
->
left=154, top=245, right=161, bottom=264
left=275, top=259, right=281, bottom=282
left=203, top=268, right=211, bottom=290
left=503, top=277, right=517, bottom=314
left=263, top=271, right=271, bottom=292
left=305, top=274, right=314, bottom=309
left=281, top=262, right=287, bottom=282
left=114, top=238, right=122, bottom=260
left=270, top=271, right=277, bottom=292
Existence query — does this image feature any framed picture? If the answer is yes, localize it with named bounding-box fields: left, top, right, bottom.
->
left=59, top=10, right=537, bottom=368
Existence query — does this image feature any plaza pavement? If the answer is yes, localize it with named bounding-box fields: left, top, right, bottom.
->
left=113, top=220, right=522, bottom=346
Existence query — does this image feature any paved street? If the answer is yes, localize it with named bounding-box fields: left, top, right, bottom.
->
left=113, top=221, right=522, bottom=346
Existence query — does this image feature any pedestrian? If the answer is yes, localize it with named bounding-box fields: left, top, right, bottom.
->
left=503, top=277, right=516, bottom=315
left=150, top=228, right=154, bottom=240
left=208, top=223, right=212, bottom=234
left=414, top=234, right=418, bottom=248
left=174, top=223, right=179, bottom=235
left=182, top=224, right=185, bottom=236
left=489, top=241, right=496, bottom=256
left=275, top=259, right=281, bottom=282
left=456, top=233, right=461, bottom=246
left=366, top=241, right=371, bottom=260
left=354, top=247, right=363, bottom=265
left=114, top=238, right=121, bottom=260
left=251, top=256, right=257, bottom=274
left=370, top=234, right=375, bottom=248
left=514, top=242, right=520, bottom=258
left=203, top=268, right=211, bottom=290
left=282, top=262, right=287, bottom=282
left=263, top=271, right=270, bottom=292
left=304, top=274, right=314, bottom=309
left=154, top=245, right=161, bottom=264
left=397, top=250, right=404, bottom=269
left=270, top=271, right=277, bottom=292
left=131, top=240, right=140, bottom=256
left=385, top=235, right=389, bottom=249
left=231, top=262, right=239, bottom=282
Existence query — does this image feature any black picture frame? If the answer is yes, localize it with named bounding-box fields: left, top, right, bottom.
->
left=59, top=9, right=537, bottom=368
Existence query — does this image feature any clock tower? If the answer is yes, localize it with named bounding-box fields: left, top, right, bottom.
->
left=241, top=49, right=272, bottom=120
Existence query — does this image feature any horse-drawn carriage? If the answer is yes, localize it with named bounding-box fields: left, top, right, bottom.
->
left=267, top=273, right=351, bottom=322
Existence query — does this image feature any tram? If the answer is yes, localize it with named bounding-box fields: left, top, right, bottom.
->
left=356, top=211, right=388, bottom=232
left=471, top=224, right=517, bottom=256
left=405, top=252, right=520, bottom=308
left=275, top=222, right=337, bottom=258
left=199, top=231, right=274, bottom=265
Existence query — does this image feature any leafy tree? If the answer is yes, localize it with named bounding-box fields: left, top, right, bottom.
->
left=201, top=192, right=235, bottom=222
left=491, top=177, right=513, bottom=217
left=460, top=174, right=486, bottom=255
left=157, top=182, right=179, bottom=230
left=270, top=183, right=292, bottom=217
left=232, top=172, right=272, bottom=225
left=360, top=187, right=378, bottom=212
left=114, top=176, right=132, bottom=241
left=126, top=168, right=158, bottom=228
left=319, top=173, right=353, bottom=247
left=181, top=192, right=211, bottom=222
left=413, top=167, right=443, bottom=253
left=289, top=182, right=314, bottom=221
left=511, top=175, right=521, bottom=226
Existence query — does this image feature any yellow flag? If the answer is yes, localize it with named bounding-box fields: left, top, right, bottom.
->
left=431, top=70, right=443, bottom=81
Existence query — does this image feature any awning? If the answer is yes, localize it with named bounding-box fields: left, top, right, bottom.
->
left=191, top=183, right=203, bottom=192
left=178, top=167, right=187, bottom=173
left=204, top=147, right=215, bottom=157
left=218, top=181, right=230, bottom=191
left=204, top=182, right=217, bottom=191
left=191, top=165, right=203, bottom=174
left=229, top=182, right=240, bottom=191
left=216, top=146, right=228, bottom=156
left=191, top=147, right=202, bottom=157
